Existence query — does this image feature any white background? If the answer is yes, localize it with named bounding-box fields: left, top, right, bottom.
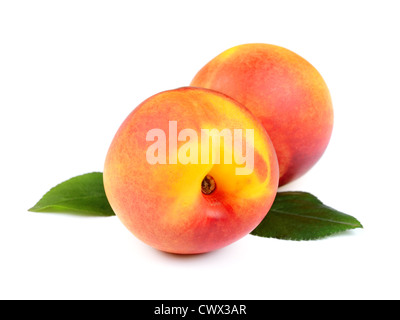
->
left=1, top=1, right=399, bottom=300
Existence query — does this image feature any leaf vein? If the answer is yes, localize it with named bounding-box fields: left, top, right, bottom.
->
left=270, top=208, right=359, bottom=227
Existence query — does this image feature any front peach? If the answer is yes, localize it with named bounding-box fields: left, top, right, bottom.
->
left=104, top=87, right=279, bottom=254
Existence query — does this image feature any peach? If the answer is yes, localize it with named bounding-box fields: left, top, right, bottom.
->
left=104, top=87, right=279, bottom=254
left=191, top=44, right=334, bottom=186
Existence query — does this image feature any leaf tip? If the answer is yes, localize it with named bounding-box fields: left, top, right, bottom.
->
left=27, top=204, right=39, bottom=212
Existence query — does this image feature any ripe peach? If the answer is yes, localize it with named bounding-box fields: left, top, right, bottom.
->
left=104, top=87, right=279, bottom=254
left=191, top=44, right=334, bottom=186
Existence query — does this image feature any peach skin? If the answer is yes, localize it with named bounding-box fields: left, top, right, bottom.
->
left=104, top=87, right=279, bottom=254
left=191, top=44, right=334, bottom=186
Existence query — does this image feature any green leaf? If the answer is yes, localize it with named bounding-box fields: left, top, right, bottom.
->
left=29, top=174, right=362, bottom=242
left=29, top=172, right=115, bottom=217
left=251, top=191, right=363, bottom=240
